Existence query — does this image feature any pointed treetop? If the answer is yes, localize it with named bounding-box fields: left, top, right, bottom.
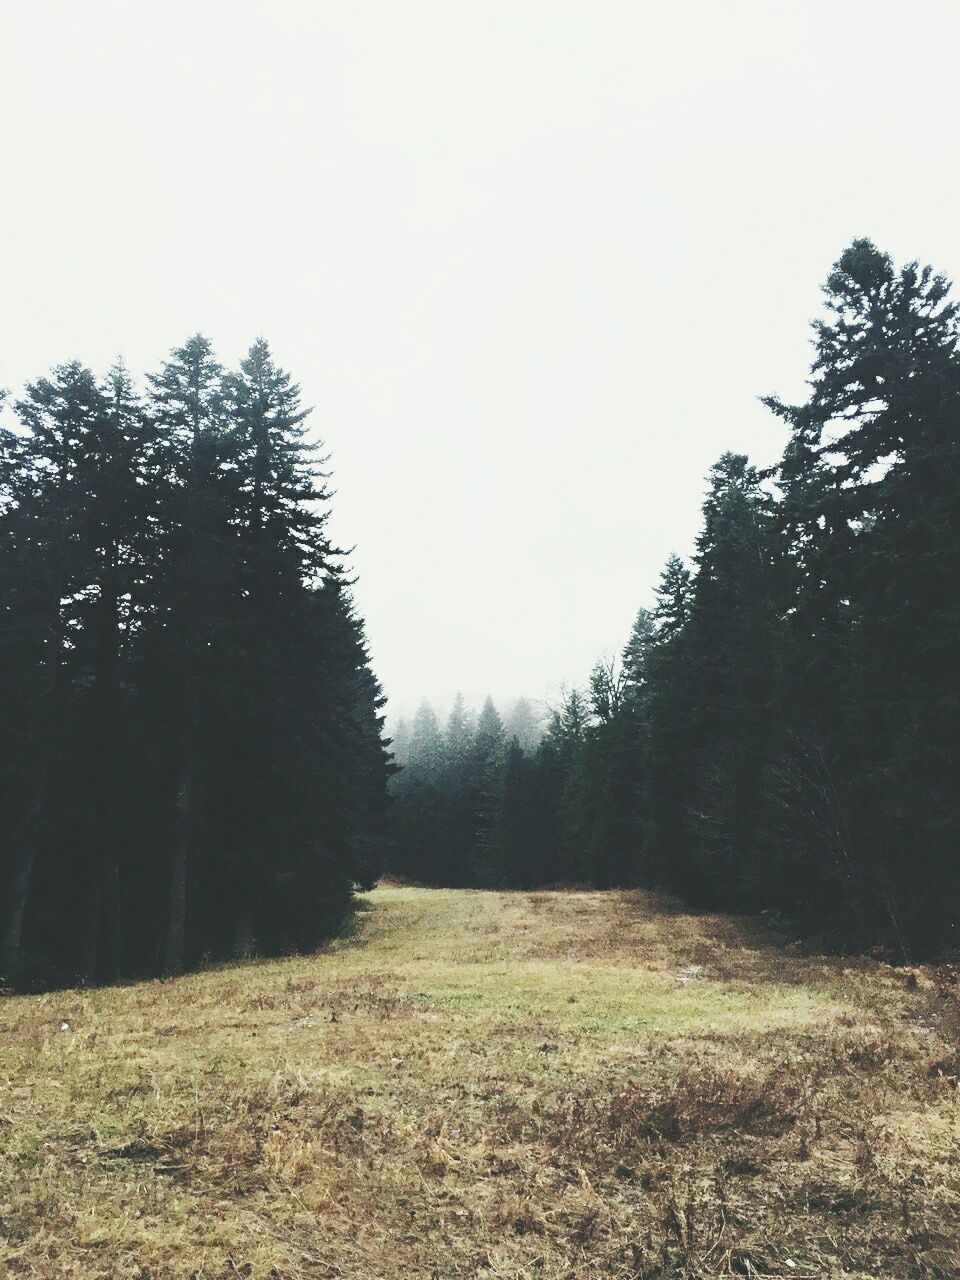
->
left=476, top=695, right=503, bottom=744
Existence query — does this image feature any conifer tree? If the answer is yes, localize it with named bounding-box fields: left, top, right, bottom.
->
left=445, top=693, right=473, bottom=764
left=503, top=697, right=540, bottom=752
left=148, top=335, right=231, bottom=972
left=643, top=555, right=696, bottom=891
left=0, top=368, right=95, bottom=977
left=472, top=696, right=505, bottom=883
left=766, top=240, right=960, bottom=953
left=408, top=700, right=443, bottom=776
left=683, top=453, right=782, bottom=908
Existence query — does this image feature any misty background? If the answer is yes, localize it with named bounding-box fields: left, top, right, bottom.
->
left=3, top=0, right=959, bottom=720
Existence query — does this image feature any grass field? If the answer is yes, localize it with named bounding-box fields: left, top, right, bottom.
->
left=1, top=885, right=958, bottom=1279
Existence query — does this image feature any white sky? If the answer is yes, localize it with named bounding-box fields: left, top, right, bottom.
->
left=3, top=1, right=960, bottom=721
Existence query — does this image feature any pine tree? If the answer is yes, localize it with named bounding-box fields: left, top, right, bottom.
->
left=1, top=362, right=156, bottom=982
left=584, top=651, right=644, bottom=888
left=472, top=696, right=505, bottom=884
left=445, top=692, right=473, bottom=764
left=214, top=340, right=337, bottom=957
left=408, top=700, right=443, bottom=776
left=503, top=697, right=540, bottom=752
left=683, top=453, right=782, bottom=909
left=147, top=334, right=232, bottom=973
left=766, top=240, right=960, bottom=955
left=391, top=700, right=447, bottom=883
left=487, top=737, right=539, bottom=887
left=391, top=715, right=410, bottom=764
left=643, top=555, right=696, bottom=892
left=72, top=363, right=160, bottom=980
left=621, top=607, right=654, bottom=700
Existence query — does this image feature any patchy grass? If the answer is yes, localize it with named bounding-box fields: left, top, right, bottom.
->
left=1, top=885, right=958, bottom=1278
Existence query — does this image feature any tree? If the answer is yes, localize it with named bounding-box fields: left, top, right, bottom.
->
left=503, top=697, right=541, bottom=752
left=621, top=607, right=654, bottom=700
left=445, top=692, right=473, bottom=764
left=682, top=453, right=783, bottom=909
left=472, top=696, right=505, bottom=883
left=642, top=555, right=696, bottom=891
left=766, top=240, right=960, bottom=955
left=147, top=334, right=232, bottom=973
left=0, top=367, right=97, bottom=979
left=408, top=700, right=443, bottom=776
left=1, top=361, right=156, bottom=983
left=391, top=715, right=410, bottom=764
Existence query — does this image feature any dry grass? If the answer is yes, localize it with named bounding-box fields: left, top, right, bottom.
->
left=1, top=886, right=959, bottom=1278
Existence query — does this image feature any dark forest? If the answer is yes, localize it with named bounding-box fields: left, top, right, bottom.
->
left=0, top=338, right=391, bottom=986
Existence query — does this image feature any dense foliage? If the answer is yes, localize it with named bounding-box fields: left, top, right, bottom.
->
left=390, top=242, right=960, bottom=960
left=0, top=337, right=391, bottom=987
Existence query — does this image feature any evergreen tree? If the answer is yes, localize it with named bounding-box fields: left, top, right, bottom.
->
left=643, top=555, right=696, bottom=891
left=0, top=367, right=103, bottom=978
left=391, top=700, right=447, bottom=883
left=766, top=240, right=960, bottom=954
left=683, top=453, right=782, bottom=909
left=408, top=700, right=443, bottom=776
left=472, top=696, right=505, bottom=883
left=214, top=339, right=339, bottom=957
left=503, top=697, right=540, bottom=752
left=391, top=715, right=410, bottom=764
left=621, top=607, right=654, bottom=699
left=147, top=334, right=232, bottom=973
left=445, top=692, right=473, bottom=764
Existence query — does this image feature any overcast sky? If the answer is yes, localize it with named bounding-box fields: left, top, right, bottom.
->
left=3, top=1, right=959, bottom=721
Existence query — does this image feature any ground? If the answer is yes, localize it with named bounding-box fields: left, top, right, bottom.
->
left=1, top=886, right=958, bottom=1279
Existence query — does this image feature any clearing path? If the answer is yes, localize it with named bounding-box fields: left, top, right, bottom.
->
left=1, top=886, right=958, bottom=1278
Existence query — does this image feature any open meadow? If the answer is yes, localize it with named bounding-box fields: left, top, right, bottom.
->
left=1, top=885, right=958, bottom=1279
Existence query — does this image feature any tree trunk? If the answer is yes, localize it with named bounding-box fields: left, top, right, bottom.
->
left=163, top=752, right=194, bottom=975
left=232, top=907, right=256, bottom=959
left=2, top=832, right=37, bottom=980
left=1, top=761, right=47, bottom=981
left=80, top=876, right=102, bottom=985
left=101, top=839, right=122, bottom=983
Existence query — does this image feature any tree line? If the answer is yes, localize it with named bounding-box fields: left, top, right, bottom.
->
left=390, top=241, right=960, bottom=960
left=0, top=337, right=391, bottom=987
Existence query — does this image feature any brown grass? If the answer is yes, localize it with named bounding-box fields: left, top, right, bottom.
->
left=1, top=886, right=959, bottom=1278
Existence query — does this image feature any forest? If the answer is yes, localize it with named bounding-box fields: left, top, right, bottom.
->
left=0, top=338, right=391, bottom=987
left=1, top=238, right=958, bottom=986
left=391, top=240, right=960, bottom=962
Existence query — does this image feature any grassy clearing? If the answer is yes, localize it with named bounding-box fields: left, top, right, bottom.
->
left=1, top=885, right=958, bottom=1278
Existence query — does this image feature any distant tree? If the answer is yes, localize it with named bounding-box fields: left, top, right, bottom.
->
left=486, top=737, right=540, bottom=887
left=471, top=696, right=506, bottom=884
left=391, top=715, right=410, bottom=765
left=474, top=695, right=504, bottom=756
left=503, top=697, right=541, bottom=752
left=408, top=700, right=444, bottom=776
left=445, top=692, right=473, bottom=763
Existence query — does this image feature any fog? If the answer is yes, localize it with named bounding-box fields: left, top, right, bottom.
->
left=3, top=0, right=959, bottom=718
